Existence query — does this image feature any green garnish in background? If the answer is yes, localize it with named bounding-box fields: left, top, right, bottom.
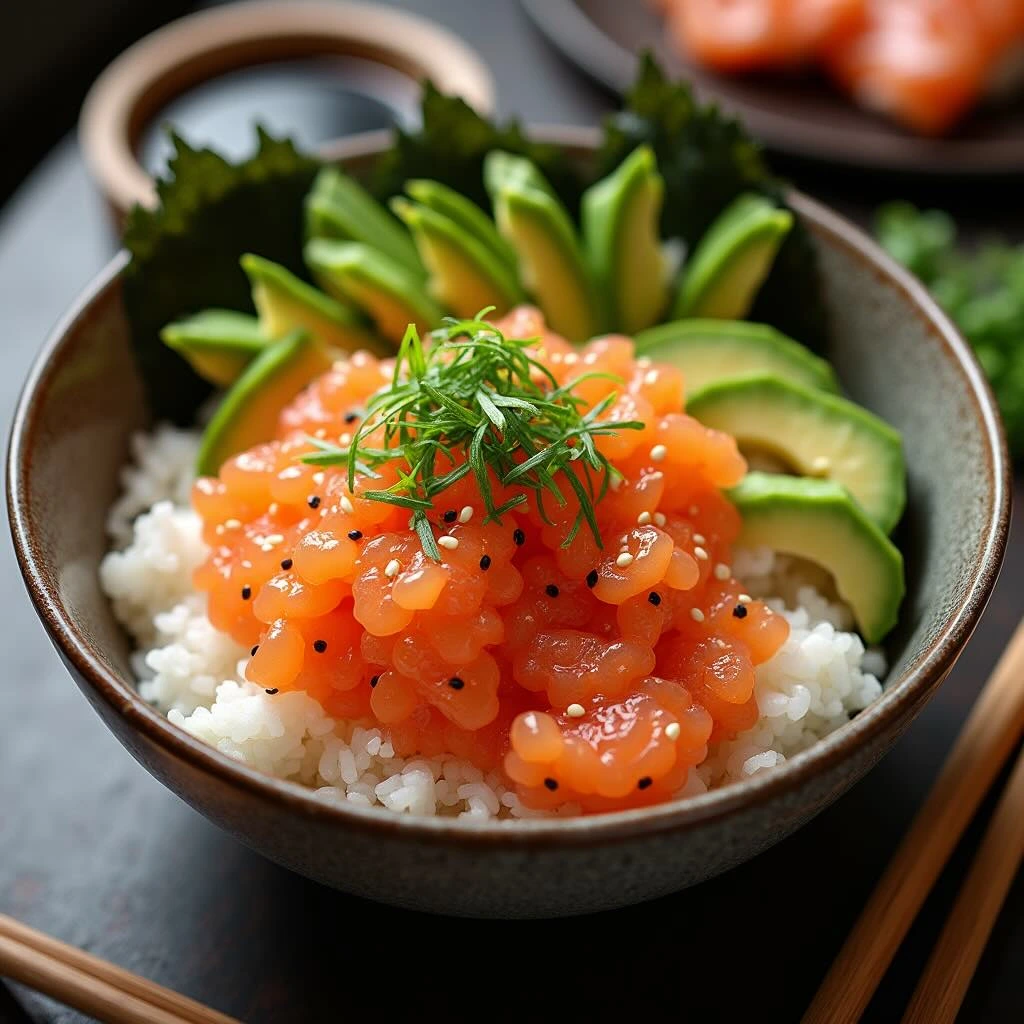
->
left=123, top=56, right=825, bottom=426
left=876, top=202, right=1024, bottom=459
left=301, top=314, right=642, bottom=558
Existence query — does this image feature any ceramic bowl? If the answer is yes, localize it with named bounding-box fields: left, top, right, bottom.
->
left=7, top=129, right=1010, bottom=918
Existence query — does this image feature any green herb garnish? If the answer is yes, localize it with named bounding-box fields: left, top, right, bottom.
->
left=300, top=313, right=643, bottom=557
left=876, top=202, right=1024, bottom=459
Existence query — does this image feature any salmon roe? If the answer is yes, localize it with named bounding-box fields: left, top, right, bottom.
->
left=192, top=307, right=788, bottom=813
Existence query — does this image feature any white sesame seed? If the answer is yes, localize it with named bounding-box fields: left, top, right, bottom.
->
left=438, top=536, right=459, bottom=550
left=690, top=608, right=705, bottom=623
left=265, top=534, right=284, bottom=545
left=637, top=511, right=653, bottom=526
left=692, top=533, right=706, bottom=545
left=384, top=559, right=401, bottom=578
left=811, top=456, right=831, bottom=473
left=653, top=512, right=666, bottom=527
left=714, top=563, right=731, bottom=580
left=340, top=496, right=354, bottom=515
left=224, top=519, right=241, bottom=530
left=215, top=524, right=225, bottom=536
left=566, top=703, right=585, bottom=718
left=261, top=543, right=274, bottom=553
left=268, top=503, right=279, bottom=516
left=637, top=357, right=652, bottom=369
left=564, top=352, right=579, bottom=365
left=314, top=428, right=327, bottom=439
left=339, top=433, right=352, bottom=446
left=616, top=552, right=635, bottom=568
left=694, top=546, right=709, bottom=561
left=313, top=472, right=326, bottom=486
left=458, top=505, right=474, bottom=524
left=644, top=369, right=659, bottom=385
left=665, top=722, right=681, bottom=741
left=650, top=444, right=668, bottom=462
left=738, top=593, right=752, bottom=604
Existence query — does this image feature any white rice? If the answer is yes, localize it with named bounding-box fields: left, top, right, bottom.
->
left=99, top=427, right=885, bottom=818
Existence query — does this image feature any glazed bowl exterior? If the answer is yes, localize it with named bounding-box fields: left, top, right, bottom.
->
left=7, top=129, right=1010, bottom=917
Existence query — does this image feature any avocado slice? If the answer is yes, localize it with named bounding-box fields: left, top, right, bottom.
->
left=492, top=182, right=601, bottom=343
left=689, top=375, right=905, bottom=533
left=634, top=319, right=839, bottom=396
left=241, top=254, right=384, bottom=356
left=729, top=472, right=904, bottom=645
left=161, top=309, right=267, bottom=387
left=581, top=145, right=669, bottom=334
left=672, top=193, right=793, bottom=320
left=405, top=178, right=518, bottom=274
left=197, top=330, right=333, bottom=477
left=305, top=239, right=444, bottom=344
left=305, top=167, right=424, bottom=279
left=390, top=198, right=525, bottom=319
left=483, top=151, right=556, bottom=202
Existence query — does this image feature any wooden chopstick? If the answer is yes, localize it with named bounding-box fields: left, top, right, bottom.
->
left=902, top=742, right=1024, bottom=1023
left=0, top=913, right=239, bottom=1024
left=803, top=617, right=1024, bottom=1024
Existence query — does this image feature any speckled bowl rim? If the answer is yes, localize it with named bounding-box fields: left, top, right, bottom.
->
left=8, top=126, right=1011, bottom=850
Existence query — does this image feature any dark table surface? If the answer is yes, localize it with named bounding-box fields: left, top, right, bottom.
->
left=1, top=2, right=1022, bottom=1022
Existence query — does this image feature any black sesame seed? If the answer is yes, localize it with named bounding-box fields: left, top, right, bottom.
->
left=280, top=558, right=293, bottom=571
left=479, top=555, right=492, bottom=570
left=313, top=639, right=328, bottom=653
left=545, top=584, right=560, bottom=598
left=543, top=777, right=559, bottom=791
left=648, top=592, right=662, bottom=606
left=370, top=675, right=380, bottom=688
left=347, top=530, right=363, bottom=541
left=637, top=776, right=653, bottom=790
left=307, top=495, right=321, bottom=509
left=443, top=509, right=457, bottom=523
left=732, top=604, right=748, bottom=619
left=344, top=412, right=358, bottom=424
left=513, top=528, right=526, bottom=546
left=265, top=688, right=279, bottom=695
left=241, top=585, right=252, bottom=600
left=448, top=677, right=465, bottom=690
left=586, top=569, right=599, bottom=588
left=250, top=645, right=259, bottom=657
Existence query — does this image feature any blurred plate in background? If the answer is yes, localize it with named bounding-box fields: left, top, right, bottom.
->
left=82, top=1, right=494, bottom=218
left=521, top=0, right=1024, bottom=176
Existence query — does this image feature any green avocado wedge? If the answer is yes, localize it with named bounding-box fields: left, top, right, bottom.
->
left=405, top=178, right=518, bottom=274
left=483, top=150, right=556, bottom=202
left=729, top=472, right=904, bottom=645
left=305, top=239, right=444, bottom=344
left=305, top=167, right=424, bottom=278
left=673, top=193, right=793, bottom=320
left=689, top=375, right=905, bottom=533
left=492, top=182, right=601, bottom=343
left=390, top=198, right=525, bottom=319
left=634, top=319, right=839, bottom=396
left=161, top=310, right=267, bottom=387
left=581, top=145, right=668, bottom=334
left=241, top=254, right=384, bottom=355
left=197, top=330, right=333, bottom=477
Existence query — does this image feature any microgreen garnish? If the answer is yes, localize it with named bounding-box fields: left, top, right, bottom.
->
left=301, top=313, right=643, bottom=558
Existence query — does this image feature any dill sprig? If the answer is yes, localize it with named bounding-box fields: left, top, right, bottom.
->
left=301, top=312, right=644, bottom=559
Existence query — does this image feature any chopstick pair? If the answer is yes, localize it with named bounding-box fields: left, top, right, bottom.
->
left=0, top=913, right=238, bottom=1024
left=804, top=618, right=1024, bottom=1024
